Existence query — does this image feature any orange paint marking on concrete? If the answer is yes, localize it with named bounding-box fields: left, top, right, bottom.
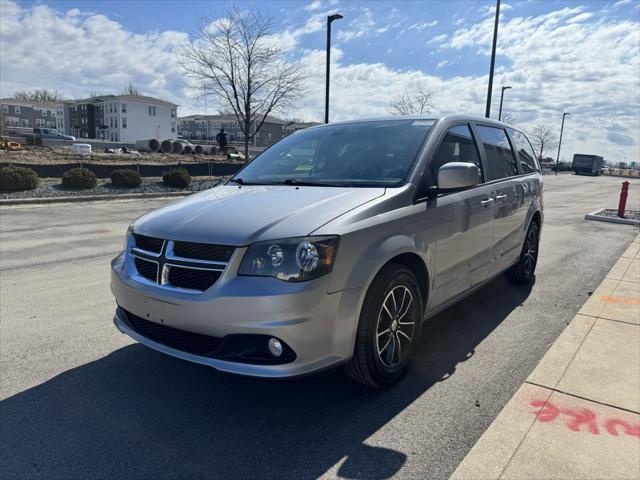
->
left=599, top=295, right=640, bottom=305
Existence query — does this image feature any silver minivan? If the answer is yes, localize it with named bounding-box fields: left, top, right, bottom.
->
left=111, top=115, right=543, bottom=387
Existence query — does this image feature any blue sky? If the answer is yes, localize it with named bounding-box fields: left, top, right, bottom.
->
left=2, top=0, right=640, bottom=161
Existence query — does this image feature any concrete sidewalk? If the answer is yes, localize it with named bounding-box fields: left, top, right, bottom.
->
left=451, top=234, right=640, bottom=480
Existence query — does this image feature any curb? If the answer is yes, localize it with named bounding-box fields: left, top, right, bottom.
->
left=585, top=209, right=640, bottom=226
left=0, top=191, right=193, bottom=206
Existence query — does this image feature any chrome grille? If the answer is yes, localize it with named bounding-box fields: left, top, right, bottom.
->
left=134, top=257, right=158, bottom=282
left=128, top=236, right=232, bottom=293
left=167, top=265, right=222, bottom=291
left=173, top=241, right=235, bottom=262
left=133, top=234, right=163, bottom=254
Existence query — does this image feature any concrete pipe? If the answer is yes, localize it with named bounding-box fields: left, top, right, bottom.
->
left=159, top=139, right=173, bottom=153
left=194, top=145, right=204, bottom=155
left=172, top=140, right=184, bottom=154
left=182, top=144, right=194, bottom=154
left=135, top=138, right=160, bottom=153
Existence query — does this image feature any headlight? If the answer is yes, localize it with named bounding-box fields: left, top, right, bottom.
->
left=239, top=236, right=339, bottom=282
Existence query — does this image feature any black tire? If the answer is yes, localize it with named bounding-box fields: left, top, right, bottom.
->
left=344, top=264, right=423, bottom=387
left=506, top=221, right=540, bottom=285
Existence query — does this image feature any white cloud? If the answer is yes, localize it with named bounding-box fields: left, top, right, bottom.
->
left=438, top=5, right=639, bottom=161
left=427, top=34, right=448, bottom=44
left=614, top=0, right=632, bottom=6
left=0, top=0, right=637, bottom=162
left=408, top=20, right=438, bottom=31
left=304, top=0, right=323, bottom=11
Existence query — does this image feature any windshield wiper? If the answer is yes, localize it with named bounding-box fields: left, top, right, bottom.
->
left=282, top=178, right=343, bottom=187
left=228, top=177, right=263, bottom=186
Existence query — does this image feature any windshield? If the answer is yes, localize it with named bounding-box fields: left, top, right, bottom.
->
left=232, top=119, right=434, bottom=187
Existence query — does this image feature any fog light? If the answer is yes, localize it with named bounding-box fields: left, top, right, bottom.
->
left=267, top=337, right=283, bottom=357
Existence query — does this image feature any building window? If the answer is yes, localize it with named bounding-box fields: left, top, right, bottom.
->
left=47, top=121, right=55, bottom=127
left=14, top=106, right=20, bottom=114
left=171, top=122, right=175, bottom=133
left=42, top=110, right=48, bottom=117
left=121, top=104, right=127, bottom=113
left=5, top=117, right=19, bottom=126
left=122, top=118, right=127, bottom=129
left=109, top=118, right=113, bottom=128
left=20, top=119, right=30, bottom=127
left=114, top=118, right=118, bottom=129
left=171, top=109, right=176, bottom=117
left=148, top=106, right=156, bottom=116
left=2, top=105, right=8, bottom=113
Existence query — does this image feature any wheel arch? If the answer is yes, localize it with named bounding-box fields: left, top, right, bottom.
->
left=377, top=252, right=430, bottom=314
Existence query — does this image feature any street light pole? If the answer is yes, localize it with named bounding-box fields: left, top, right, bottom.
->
left=498, top=85, right=511, bottom=121
left=325, top=13, right=343, bottom=124
left=485, top=0, right=501, bottom=118
left=555, top=112, right=570, bottom=176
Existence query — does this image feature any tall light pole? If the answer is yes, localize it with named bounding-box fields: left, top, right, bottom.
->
left=325, top=13, right=343, bottom=124
left=485, top=0, right=501, bottom=118
left=498, top=85, right=511, bottom=121
left=555, top=112, right=570, bottom=176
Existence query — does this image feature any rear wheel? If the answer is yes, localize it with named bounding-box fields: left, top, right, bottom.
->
left=344, top=264, right=423, bottom=387
left=506, top=221, right=540, bottom=284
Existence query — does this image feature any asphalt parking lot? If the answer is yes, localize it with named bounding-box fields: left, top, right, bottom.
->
left=1, top=174, right=638, bottom=480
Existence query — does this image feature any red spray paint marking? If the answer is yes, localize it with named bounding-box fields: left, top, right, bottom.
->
left=605, top=419, right=640, bottom=437
left=530, top=400, right=640, bottom=438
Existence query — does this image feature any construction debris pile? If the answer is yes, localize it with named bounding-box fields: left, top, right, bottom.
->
left=0, top=137, right=23, bottom=151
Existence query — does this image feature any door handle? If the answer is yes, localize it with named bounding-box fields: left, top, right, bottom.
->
left=495, top=194, right=508, bottom=201
left=480, top=198, right=495, bottom=207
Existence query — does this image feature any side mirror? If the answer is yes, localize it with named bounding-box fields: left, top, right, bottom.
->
left=438, top=162, right=480, bottom=191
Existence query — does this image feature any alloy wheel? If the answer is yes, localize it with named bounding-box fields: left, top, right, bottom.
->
left=524, top=226, right=539, bottom=277
left=376, top=285, right=416, bottom=368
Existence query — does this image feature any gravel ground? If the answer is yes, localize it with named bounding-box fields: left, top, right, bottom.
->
left=595, top=208, right=640, bottom=221
left=0, top=146, right=236, bottom=165
left=0, top=176, right=226, bottom=200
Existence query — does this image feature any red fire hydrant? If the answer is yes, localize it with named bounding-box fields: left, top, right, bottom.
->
left=618, top=181, right=629, bottom=218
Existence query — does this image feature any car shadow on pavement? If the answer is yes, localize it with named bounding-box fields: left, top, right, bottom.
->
left=1, top=277, right=533, bottom=480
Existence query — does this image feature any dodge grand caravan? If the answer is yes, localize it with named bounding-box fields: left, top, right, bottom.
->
left=111, top=115, right=543, bottom=387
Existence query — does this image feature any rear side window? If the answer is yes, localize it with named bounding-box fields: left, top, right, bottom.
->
left=429, top=124, right=483, bottom=184
left=509, top=129, right=539, bottom=173
left=476, top=125, right=518, bottom=180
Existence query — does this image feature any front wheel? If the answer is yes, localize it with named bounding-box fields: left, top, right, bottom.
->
left=506, top=221, right=540, bottom=284
left=344, top=264, right=423, bottom=387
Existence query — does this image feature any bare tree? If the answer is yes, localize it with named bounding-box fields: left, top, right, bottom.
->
left=500, top=112, right=516, bottom=125
left=181, top=7, right=305, bottom=160
left=530, top=123, right=559, bottom=160
left=389, top=89, right=434, bottom=115
left=13, top=89, right=63, bottom=103
left=122, top=83, right=142, bottom=96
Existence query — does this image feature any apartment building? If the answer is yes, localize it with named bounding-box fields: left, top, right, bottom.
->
left=177, top=114, right=288, bottom=147
left=0, top=99, right=64, bottom=132
left=69, top=95, right=178, bottom=142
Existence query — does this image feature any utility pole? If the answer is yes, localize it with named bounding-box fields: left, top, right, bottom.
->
left=555, top=112, right=570, bottom=176
left=485, top=0, right=501, bottom=118
left=325, top=13, right=343, bottom=124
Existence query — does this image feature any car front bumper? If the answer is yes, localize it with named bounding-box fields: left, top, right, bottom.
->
left=110, top=252, right=364, bottom=378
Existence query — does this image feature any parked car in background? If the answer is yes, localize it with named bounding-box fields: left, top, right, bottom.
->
left=572, top=154, right=604, bottom=176
left=32, top=127, right=75, bottom=141
left=111, top=115, right=543, bottom=387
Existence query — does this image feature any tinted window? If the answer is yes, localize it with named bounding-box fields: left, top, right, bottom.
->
left=234, top=120, right=433, bottom=187
left=509, top=129, right=539, bottom=173
left=476, top=125, right=518, bottom=180
left=429, top=124, right=482, bottom=184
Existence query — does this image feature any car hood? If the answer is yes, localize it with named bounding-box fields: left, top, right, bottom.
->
left=133, top=185, right=386, bottom=246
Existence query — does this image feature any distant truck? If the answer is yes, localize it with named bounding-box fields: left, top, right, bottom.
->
left=572, top=154, right=604, bottom=176
left=32, top=128, right=75, bottom=141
